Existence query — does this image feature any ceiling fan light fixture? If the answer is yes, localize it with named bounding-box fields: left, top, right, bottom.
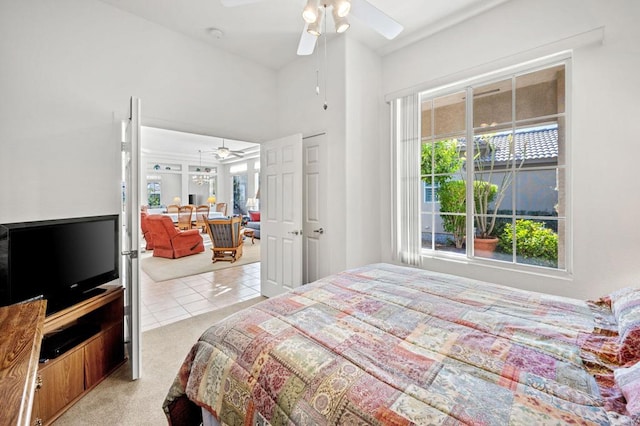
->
left=334, top=0, right=351, bottom=18
left=307, top=8, right=324, bottom=36
left=332, top=8, right=350, bottom=33
left=217, top=146, right=231, bottom=159
left=302, top=0, right=320, bottom=23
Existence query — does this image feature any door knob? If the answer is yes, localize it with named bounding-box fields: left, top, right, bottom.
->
left=313, top=228, right=324, bottom=234
left=288, top=230, right=300, bottom=235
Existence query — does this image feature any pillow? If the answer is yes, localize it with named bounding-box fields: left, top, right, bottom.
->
left=610, top=287, right=640, bottom=363
left=614, top=361, right=640, bottom=417
left=248, top=211, right=261, bottom=222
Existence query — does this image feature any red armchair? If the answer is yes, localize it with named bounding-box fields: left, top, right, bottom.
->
left=145, top=215, right=204, bottom=259
left=140, top=211, right=154, bottom=250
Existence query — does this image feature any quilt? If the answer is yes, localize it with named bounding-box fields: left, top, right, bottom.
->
left=163, top=263, right=636, bottom=425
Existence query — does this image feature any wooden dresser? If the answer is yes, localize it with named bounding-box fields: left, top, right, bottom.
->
left=0, top=299, right=47, bottom=426
left=0, top=286, right=125, bottom=426
left=32, top=286, right=126, bottom=425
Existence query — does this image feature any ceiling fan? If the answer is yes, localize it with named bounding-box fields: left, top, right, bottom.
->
left=220, top=0, right=404, bottom=55
left=211, top=139, right=245, bottom=159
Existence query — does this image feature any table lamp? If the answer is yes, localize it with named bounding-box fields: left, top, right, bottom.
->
left=207, top=195, right=216, bottom=207
left=246, top=197, right=256, bottom=211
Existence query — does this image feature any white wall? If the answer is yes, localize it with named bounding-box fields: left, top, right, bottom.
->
left=141, top=155, right=219, bottom=207
left=344, top=38, right=384, bottom=268
left=276, top=37, right=349, bottom=274
left=276, top=36, right=385, bottom=274
left=0, top=0, right=277, bottom=224
left=3, top=0, right=637, bottom=299
left=380, top=0, right=640, bottom=299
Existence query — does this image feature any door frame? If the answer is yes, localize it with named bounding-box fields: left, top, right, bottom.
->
left=120, top=96, right=142, bottom=380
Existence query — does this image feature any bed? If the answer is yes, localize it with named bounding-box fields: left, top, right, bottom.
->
left=163, top=263, right=640, bottom=425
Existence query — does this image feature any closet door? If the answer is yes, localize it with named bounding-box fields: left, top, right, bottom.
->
left=302, top=133, right=329, bottom=284
left=260, top=133, right=303, bottom=297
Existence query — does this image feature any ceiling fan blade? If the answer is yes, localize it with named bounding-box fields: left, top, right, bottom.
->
left=297, top=24, right=317, bottom=56
left=230, top=151, right=245, bottom=158
left=221, top=0, right=265, bottom=6
left=350, top=0, right=404, bottom=40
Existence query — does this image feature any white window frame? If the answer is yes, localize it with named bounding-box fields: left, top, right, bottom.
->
left=407, top=53, right=572, bottom=276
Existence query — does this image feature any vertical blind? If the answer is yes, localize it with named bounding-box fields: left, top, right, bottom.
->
left=392, top=93, right=422, bottom=266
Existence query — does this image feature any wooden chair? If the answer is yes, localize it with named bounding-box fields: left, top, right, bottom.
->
left=194, top=205, right=210, bottom=232
left=205, top=216, right=243, bottom=263
left=215, top=202, right=228, bottom=216
left=176, top=205, right=193, bottom=230
left=166, top=204, right=180, bottom=214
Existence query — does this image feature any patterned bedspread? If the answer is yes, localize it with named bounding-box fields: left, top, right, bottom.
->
left=163, top=263, right=634, bottom=425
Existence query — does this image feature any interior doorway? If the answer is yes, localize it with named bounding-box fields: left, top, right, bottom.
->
left=138, top=126, right=262, bottom=331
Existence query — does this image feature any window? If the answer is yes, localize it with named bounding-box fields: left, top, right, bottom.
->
left=232, top=174, right=248, bottom=215
left=415, top=61, right=567, bottom=270
left=423, top=182, right=439, bottom=203
left=229, top=163, right=247, bottom=174
left=146, top=179, right=161, bottom=207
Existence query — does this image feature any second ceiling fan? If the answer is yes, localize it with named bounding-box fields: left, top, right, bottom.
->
left=221, top=0, right=404, bottom=55
left=211, top=139, right=245, bottom=159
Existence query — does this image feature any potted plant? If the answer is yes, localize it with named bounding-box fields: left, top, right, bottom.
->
left=469, top=134, right=526, bottom=255
left=422, top=134, right=526, bottom=254
left=472, top=180, right=499, bottom=254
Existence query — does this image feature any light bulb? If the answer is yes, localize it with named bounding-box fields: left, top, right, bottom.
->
left=307, top=8, right=324, bottom=36
left=333, top=8, right=349, bottom=33
left=302, top=0, right=320, bottom=23
left=335, top=0, right=351, bottom=18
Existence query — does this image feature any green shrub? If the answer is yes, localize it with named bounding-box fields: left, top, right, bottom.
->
left=438, top=180, right=466, bottom=248
left=499, top=219, right=558, bottom=267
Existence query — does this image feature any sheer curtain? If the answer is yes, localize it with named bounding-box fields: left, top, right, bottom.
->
left=391, top=93, right=422, bottom=266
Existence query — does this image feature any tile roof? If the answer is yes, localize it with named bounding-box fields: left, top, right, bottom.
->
left=460, top=125, right=558, bottom=163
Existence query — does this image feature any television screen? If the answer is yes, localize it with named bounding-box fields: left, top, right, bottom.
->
left=0, top=215, right=120, bottom=314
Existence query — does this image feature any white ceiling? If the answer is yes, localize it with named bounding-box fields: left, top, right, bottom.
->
left=141, top=127, right=260, bottom=164
left=99, top=0, right=510, bottom=71
left=106, top=0, right=510, bottom=159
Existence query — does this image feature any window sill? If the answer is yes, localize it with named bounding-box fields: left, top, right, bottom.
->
left=420, top=250, right=573, bottom=282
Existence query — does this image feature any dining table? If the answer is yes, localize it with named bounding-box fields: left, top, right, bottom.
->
left=146, top=208, right=225, bottom=223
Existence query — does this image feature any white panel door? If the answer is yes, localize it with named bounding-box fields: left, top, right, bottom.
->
left=260, top=134, right=303, bottom=297
left=120, top=96, right=141, bottom=380
left=303, top=134, right=330, bottom=284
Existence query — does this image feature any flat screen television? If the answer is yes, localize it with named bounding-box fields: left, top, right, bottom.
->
left=0, top=214, right=120, bottom=315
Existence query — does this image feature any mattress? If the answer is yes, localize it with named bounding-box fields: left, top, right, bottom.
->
left=163, top=263, right=638, bottom=425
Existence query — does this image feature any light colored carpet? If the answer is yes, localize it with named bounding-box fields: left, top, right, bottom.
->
left=141, top=238, right=260, bottom=282
left=53, top=296, right=266, bottom=425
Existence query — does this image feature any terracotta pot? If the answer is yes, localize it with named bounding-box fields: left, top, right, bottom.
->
left=474, top=237, right=499, bottom=257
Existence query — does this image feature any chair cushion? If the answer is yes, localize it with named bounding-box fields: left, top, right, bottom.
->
left=140, top=211, right=154, bottom=250
left=246, top=221, right=260, bottom=231
left=146, top=215, right=204, bottom=258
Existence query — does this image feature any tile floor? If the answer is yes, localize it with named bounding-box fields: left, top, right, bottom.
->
left=140, top=260, right=261, bottom=332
